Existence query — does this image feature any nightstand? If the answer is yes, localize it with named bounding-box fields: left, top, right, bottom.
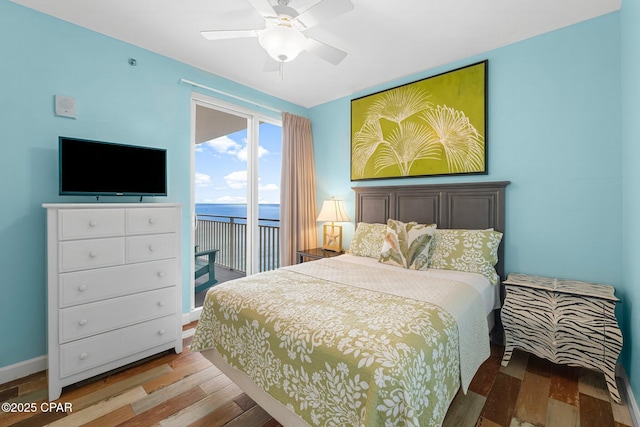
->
left=501, top=273, right=623, bottom=403
left=296, top=247, right=343, bottom=264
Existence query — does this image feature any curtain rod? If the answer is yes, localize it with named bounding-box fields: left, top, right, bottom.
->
left=180, top=78, right=282, bottom=114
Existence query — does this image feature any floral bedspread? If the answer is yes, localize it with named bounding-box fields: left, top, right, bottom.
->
left=191, top=257, right=489, bottom=426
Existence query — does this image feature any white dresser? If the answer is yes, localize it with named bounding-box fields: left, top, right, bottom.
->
left=501, top=273, right=623, bottom=403
left=43, top=203, right=182, bottom=401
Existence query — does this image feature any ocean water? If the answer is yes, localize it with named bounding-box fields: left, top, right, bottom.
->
left=195, top=203, right=280, bottom=222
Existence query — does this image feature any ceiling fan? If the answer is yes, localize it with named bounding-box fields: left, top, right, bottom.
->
left=201, top=0, right=354, bottom=67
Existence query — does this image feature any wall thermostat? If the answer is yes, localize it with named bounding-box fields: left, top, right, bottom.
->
left=54, top=95, right=77, bottom=119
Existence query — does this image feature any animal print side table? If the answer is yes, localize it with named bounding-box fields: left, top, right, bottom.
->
left=500, top=273, right=623, bottom=403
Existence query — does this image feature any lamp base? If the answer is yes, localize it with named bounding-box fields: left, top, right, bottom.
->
left=322, top=223, right=343, bottom=252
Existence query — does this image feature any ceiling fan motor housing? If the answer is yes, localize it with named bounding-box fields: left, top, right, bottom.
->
left=273, top=4, right=299, bottom=20
left=201, top=0, right=353, bottom=66
left=258, top=24, right=308, bottom=62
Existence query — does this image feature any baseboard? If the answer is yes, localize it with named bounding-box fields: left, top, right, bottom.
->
left=619, top=365, right=640, bottom=427
left=182, top=307, right=202, bottom=325
left=0, top=355, right=46, bottom=387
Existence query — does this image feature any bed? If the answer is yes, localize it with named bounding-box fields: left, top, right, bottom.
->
left=191, top=181, right=509, bottom=426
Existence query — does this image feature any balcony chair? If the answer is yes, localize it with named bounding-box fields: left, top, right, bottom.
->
left=194, top=247, right=219, bottom=293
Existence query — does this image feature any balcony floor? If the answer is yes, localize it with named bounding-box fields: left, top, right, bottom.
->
left=194, top=265, right=245, bottom=308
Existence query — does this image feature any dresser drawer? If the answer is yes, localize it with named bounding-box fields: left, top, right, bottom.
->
left=59, top=209, right=125, bottom=240
left=59, top=259, right=177, bottom=307
left=126, top=208, right=176, bottom=235
left=501, top=291, right=555, bottom=330
left=555, top=317, right=608, bottom=348
left=60, top=315, right=177, bottom=378
left=504, top=322, right=554, bottom=348
left=59, top=238, right=125, bottom=272
left=501, top=307, right=555, bottom=332
left=59, top=287, right=176, bottom=343
left=504, top=286, right=558, bottom=313
left=554, top=334, right=605, bottom=368
left=505, top=329, right=556, bottom=362
left=557, top=298, right=612, bottom=321
left=126, top=234, right=176, bottom=263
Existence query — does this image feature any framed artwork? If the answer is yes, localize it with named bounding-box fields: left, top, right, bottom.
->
left=351, top=60, right=487, bottom=181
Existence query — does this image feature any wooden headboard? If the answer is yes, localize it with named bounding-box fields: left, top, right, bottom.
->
left=353, top=181, right=510, bottom=280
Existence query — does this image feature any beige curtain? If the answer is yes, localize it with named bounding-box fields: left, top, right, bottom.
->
left=279, top=113, right=318, bottom=266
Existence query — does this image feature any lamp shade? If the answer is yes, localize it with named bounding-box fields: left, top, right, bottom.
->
left=258, top=25, right=308, bottom=63
left=317, top=199, right=350, bottom=223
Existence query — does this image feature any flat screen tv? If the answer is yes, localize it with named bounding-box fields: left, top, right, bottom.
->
left=59, top=137, right=167, bottom=197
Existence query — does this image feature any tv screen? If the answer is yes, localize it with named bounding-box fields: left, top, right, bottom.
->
left=59, top=137, right=167, bottom=196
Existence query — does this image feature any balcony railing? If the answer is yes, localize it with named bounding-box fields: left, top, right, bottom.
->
left=195, top=214, right=280, bottom=274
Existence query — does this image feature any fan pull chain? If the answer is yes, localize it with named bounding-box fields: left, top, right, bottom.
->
left=279, top=62, right=285, bottom=80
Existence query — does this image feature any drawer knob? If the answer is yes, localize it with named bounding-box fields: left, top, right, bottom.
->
left=148, top=245, right=155, bottom=252
left=148, top=218, right=155, bottom=225
left=89, top=220, right=97, bottom=227
left=79, top=352, right=89, bottom=360
left=158, top=329, right=166, bottom=335
left=157, top=272, right=165, bottom=278
left=79, top=319, right=88, bottom=326
left=158, top=301, right=166, bottom=307
left=89, top=251, right=98, bottom=258
left=78, top=284, right=88, bottom=292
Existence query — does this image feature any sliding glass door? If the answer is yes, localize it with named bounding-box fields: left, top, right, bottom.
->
left=191, top=93, right=281, bottom=309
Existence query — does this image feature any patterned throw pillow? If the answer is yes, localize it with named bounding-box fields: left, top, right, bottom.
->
left=428, top=229, right=503, bottom=284
left=379, top=219, right=437, bottom=270
left=348, top=222, right=387, bottom=258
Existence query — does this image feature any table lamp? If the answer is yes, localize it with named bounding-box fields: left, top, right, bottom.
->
left=316, top=198, right=350, bottom=252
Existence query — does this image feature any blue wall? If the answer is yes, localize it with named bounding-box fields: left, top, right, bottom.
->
left=621, top=0, right=640, bottom=408
left=311, top=11, right=638, bottom=407
left=1, top=0, right=637, bottom=411
left=311, top=13, right=622, bottom=284
left=0, top=0, right=305, bottom=369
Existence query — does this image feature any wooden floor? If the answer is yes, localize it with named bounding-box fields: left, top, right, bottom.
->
left=0, top=322, right=634, bottom=427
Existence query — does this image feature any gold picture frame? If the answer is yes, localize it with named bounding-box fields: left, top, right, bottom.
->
left=351, top=60, right=488, bottom=181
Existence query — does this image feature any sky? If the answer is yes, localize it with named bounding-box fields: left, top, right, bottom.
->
left=194, top=122, right=282, bottom=204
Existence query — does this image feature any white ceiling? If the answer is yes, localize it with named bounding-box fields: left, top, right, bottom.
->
left=12, top=0, right=621, bottom=108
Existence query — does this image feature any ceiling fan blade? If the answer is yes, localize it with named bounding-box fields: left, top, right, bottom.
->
left=296, top=0, right=354, bottom=29
left=305, top=38, right=347, bottom=65
left=247, top=0, right=277, bottom=18
left=201, top=30, right=258, bottom=40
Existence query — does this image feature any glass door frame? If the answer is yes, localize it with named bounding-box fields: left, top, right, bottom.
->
left=189, top=92, right=281, bottom=313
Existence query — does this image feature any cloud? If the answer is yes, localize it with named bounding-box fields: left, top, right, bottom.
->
left=204, top=136, right=269, bottom=162
left=236, top=145, right=269, bottom=161
left=194, top=172, right=212, bottom=187
left=205, top=136, right=241, bottom=154
left=224, top=170, right=247, bottom=189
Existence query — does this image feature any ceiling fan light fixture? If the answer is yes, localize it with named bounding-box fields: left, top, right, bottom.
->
left=258, top=25, right=307, bottom=63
